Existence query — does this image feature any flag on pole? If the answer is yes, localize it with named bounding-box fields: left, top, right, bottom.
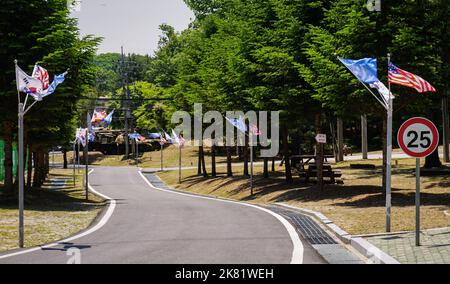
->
left=388, top=63, right=436, bottom=93
left=369, top=80, right=393, bottom=103
left=160, top=135, right=167, bottom=145
left=250, top=124, right=262, bottom=136
left=76, top=128, right=88, bottom=147
left=149, top=133, right=162, bottom=139
left=32, top=65, right=49, bottom=90
left=172, top=129, right=186, bottom=148
left=164, top=131, right=174, bottom=144
left=226, top=116, right=247, bottom=133
left=91, top=109, right=107, bottom=124
left=15, top=64, right=44, bottom=99
left=42, top=71, right=67, bottom=97
left=338, top=57, right=379, bottom=84
left=102, top=110, right=115, bottom=127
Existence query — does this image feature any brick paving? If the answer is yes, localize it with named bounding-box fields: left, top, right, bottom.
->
left=367, top=228, right=450, bottom=264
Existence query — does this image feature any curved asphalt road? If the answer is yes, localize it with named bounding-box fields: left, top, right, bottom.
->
left=0, top=167, right=324, bottom=264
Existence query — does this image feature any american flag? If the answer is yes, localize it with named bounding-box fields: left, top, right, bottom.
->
left=32, top=65, right=49, bottom=90
left=388, top=63, right=436, bottom=93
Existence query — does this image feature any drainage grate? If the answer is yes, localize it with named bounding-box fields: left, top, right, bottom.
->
left=143, top=173, right=173, bottom=190
left=270, top=207, right=337, bottom=245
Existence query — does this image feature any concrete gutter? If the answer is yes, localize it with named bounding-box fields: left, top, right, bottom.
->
left=275, top=203, right=400, bottom=264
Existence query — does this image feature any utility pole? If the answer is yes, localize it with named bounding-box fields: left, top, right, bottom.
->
left=121, top=46, right=130, bottom=159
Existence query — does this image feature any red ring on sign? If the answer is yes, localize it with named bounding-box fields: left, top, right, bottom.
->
left=397, top=117, right=439, bottom=158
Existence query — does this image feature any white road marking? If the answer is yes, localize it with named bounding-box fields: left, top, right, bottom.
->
left=0, top=169, right=116, bottom=260
left=138, top=170, right=304, bottom=264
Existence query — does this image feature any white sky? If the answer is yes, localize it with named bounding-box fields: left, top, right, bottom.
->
left=71, top=0, right=195, bottom=55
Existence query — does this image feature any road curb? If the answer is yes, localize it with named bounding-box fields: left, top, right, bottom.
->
left=274, top=203, right=400, bottom=264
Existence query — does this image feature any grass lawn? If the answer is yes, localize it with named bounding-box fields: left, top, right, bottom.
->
left=0, top=168, right=105, bottom=252
left=157, top=158, right=450, bottom=235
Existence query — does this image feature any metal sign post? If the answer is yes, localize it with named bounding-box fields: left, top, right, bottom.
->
left=415, top=158, right=421, bottom=246
left=398, top=117, right=439, bottom=247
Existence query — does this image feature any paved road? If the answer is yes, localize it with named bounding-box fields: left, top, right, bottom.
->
left=0, top=167, right=324, bottom=264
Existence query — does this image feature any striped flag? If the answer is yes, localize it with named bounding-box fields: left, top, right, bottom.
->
left=388, top=63, right=436, bottom=93
left=32, top=65, right=49, bottom=90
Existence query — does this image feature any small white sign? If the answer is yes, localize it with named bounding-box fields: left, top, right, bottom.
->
left=315, top=134, right=327, bottom=144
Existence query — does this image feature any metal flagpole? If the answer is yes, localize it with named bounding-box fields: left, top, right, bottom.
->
left=250, top=132, right=254, bottom=195
left=161, top=143, right=164, bottom=171
left=178, top=145, right=182, bottom=183
left=18, top=102, right=25, bottom=248
left=386, top=53, right=393, bottom=232
left=73, top=141, right=76, bottom=187
left=77, top=140, right=81, bottom=173
left=85, top=114, right=89, bottom=201
left=14, top=60, right=25, bottom=248
left=136, top=139, right=139, bottom=166
left=416, top=158, right=421, bottom=246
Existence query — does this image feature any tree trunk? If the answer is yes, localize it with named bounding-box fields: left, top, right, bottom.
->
left=33, top=149, right=46, bottom=188
left=26, top=150, right=33, bottom=189
left=337, top=118, right=344, bottom=162
left=197, top=146, right=202, bottom=176
left=442, top=96, right=450, bottom=163
left=263, top=157, right=269, bottom=178
left=425, top=115, right=443, bottom=168
left=199, top=146, right=208, bottom=177
left=243, top=137, right=249, bottom=176
left=315, top=113, right=324, bottom=191
left=382, top=115, right=387, bottom=192
left=63, top=149, right=68, bottom=169
left=282, top=125, right=293, bottom=184
left=2, top=121, right=14, bottom=194
left=211, top=145, right=216, bottom=177
left=226, top=146, right=233, bottom=177
left=361, top=114, right=369, bottom=160
left=424, top=148, right=443, bottom=168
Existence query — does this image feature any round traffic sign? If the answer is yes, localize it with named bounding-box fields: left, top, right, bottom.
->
left=397, top=117, right=439, bottom=158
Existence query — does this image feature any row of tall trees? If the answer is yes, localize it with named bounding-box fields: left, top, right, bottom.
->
left=133, top=0, right=448, bottom=183
left=0, top=0, right=100, bottom=195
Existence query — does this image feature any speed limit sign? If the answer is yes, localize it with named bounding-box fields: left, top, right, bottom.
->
left=397, top=117, right=439, bottom=247
left=397, top=117, right=439, bottom=158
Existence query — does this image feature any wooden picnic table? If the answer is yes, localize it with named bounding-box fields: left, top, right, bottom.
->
left=289, top=155, right=342, bottom=184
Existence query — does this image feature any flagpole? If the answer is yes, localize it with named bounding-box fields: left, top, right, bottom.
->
left=85, top=114, right=89, bottom=201
left=73, top=141, right=76, bottom=187
left=386, top=53, right=393, bottom=233
left=161, top=143, right=164, bottom=171
left=13, top=59, right=25, bottom=248
left=250, top=131, right=254, bottom=195
left=178, top=145, right=182, bottom=184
